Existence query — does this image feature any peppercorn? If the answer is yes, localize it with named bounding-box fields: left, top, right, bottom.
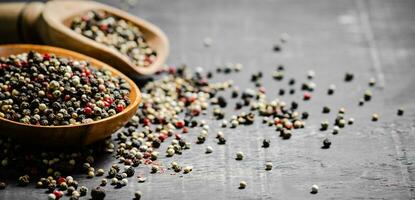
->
left=278, top=89, right=285, bottom=96
left=369, top=78, right=376, bottom=86
left=71, top=11, right=156, bottom=68
left=79, top=186, right=88, bottom=196
left=397, top=108, right=404, bottom=116
left=301, top=112, right=309, bottom=120
left=183, top=166, right=193, bottom=174
left=205, top=146, right=213, bottom=154
left=320, top=121, right=329, bottom=131
left=218, top=137, right=226, bottom=145
left=265, top=162, right=273, bottom=170
left=0, top=51, right=130, bottom=125
left=18, top=175, right=30, bottom=186
left=348, top=118, right=354, bottom=125
left=282, top=130, right=292, bottom=139
left=124, top=166, right=135, bottom=177
left=327, top=84, right=335, bottom=95
left=311, top=184, right=319, bottom=194
left=359, top=99, right=365, bottom=106
left=91, top=187, right=106, bottom=200
left=235, top=152, right=244, bottom=160
left=48, top=193, right=56, bottom=200
left=332, top=126, right=340, bottom=135
left=67, top=186, right=75, bottom=195
left=0, top=181, right=6, bottom=190
left=96, top=168, right=105, bottom=176
left=134, top=191, right=142, bottom=200
left=322, top=106, right=330, bottom=113
left=344, top=73, right=354, bottom=82
left=364, top=90, right=372, bottom=101
left=239, top=181, right=247, bottom=189
left=100, top=179, right=107, bottom=187
left=307, top=70, right=315, bottom=79
left=372, top=113, right=379, bottom=121
left=322, top=138, right=331, bottom=149
left=262, top=139, right=270, bottom=148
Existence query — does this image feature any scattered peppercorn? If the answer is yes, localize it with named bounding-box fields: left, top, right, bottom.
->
left=364, top=90, right=372, bottom=101
left=310, top=184, right=319, bottom=194
left=372, top=113, right=379, bottom=121
left=344, top=72, right=354, bottom=82
left=397, top=108, right=404, bottom=116
left=235, top=152, right=244, bottom=160
left=265, top=162, right=273, bottom=170
left=369, top=78, right=376, bottom=86
left=205, top=146, right=213, bottom=154
left=134, top=191, right=142, bottom=200
left=0, top=181, right=6, bottom=190
left=262, top=139, right=270, bottom=148
left=322, top=106, right=330, bottom=114
left=322, top=138, right=331, bottom=149
left=91, top=187, right=106, bottom=200
left=239, top=181, right=247, bottom=189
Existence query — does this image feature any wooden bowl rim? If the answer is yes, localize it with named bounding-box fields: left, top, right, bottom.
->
left=43, top=0, right=169, bottom=75
left=0, top=44, right=141, bottom=129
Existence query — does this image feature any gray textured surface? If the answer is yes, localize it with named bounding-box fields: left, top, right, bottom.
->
left=1, top=0, right=415, bottom=199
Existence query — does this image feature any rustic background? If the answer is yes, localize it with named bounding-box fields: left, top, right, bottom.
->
left=1, top=0, right=415, bottom=199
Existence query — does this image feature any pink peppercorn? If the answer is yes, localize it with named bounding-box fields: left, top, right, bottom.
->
left=84, top=107, right=93, bottom=115
left=116, top=104, right=125, bottom=112
left=303, top=92, right=311, bottom=100
left=175, top=120, right=185, bottom=128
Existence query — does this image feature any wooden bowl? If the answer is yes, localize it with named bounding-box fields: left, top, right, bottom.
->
left=0, top=44, right=141, bottom=147
left=39, top=0, right=169, bottom=76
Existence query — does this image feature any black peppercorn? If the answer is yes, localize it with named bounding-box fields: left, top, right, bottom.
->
left=262, top=139, right=270, bottom=148
left=322, top=138, right=331, bottom=149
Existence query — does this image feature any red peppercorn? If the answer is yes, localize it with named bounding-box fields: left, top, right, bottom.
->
left=104, top=97, right=113, bottom=104
left=175, top=133, right=181, bottom=140
left=99, top=24, right=108, bottom=31
left=116, top=104, right=125, bottom=112
left=168, top=66, right=176, bottom=74
left=53, top=190, right=63, bottom=199
left=84, top=106, right=93, bottom=115
left=143, top=152, right=151, bottom=159
left=303, top=92, right=311, bottom=100
left=103, top=101, right=110, bottom=108
left=175, top=120, right=185, bottom=128
left=182, top=127, right=189, bottom=133
left=64, top=95, right=71, bottom=101
left=43, top=53, right=51, bottom=61
left=57, top=177, right=66, bottom=185
left=158, top=134, right=168, bottom=142
left=191, top=109, right=200, bottom=116
left=143, top=118, right=151, bottom=126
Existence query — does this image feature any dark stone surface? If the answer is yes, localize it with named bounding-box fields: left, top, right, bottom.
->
left=1, top=0, right=415, bottom=199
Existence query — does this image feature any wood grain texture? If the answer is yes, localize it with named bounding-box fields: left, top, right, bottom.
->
left=0, top=0, right=415, bottom=199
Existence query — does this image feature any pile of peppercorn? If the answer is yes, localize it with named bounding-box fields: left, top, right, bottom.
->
left=71, top=10, right=157, bottom=68
left=0, top=51, right=130, bottom=125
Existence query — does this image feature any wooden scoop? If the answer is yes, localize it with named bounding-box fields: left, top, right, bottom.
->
left=0, top=44, right=141, bottom=147
left=0, top=1, right=169, bottom=76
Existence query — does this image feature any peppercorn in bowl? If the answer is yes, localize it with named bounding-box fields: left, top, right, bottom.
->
left=38, top=0, right=169, bottom=76
left=0, top=44, right=141, bottom=147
